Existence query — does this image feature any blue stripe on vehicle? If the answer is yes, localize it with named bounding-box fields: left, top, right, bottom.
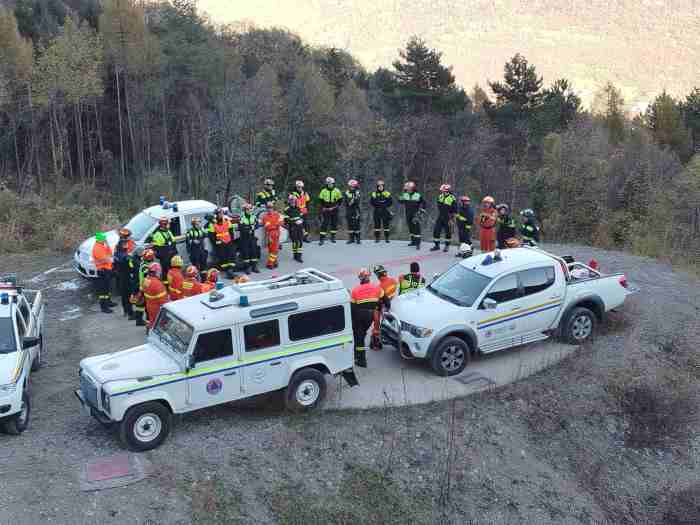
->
left=111, top=341, right=346, bottom=398
left=478, top=303, right=561, bottom=330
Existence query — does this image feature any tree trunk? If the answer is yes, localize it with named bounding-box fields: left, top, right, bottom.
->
left=161, top=90, right=170, bottom=176
left=74, top=103, right=86, bottom=182
left=115, top=65, right=126, bottom=190
left=123, top=75, right=140, bottom=174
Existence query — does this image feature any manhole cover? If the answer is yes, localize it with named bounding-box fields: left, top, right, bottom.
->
left=86, top=454, right=132, bottom=482
left=80, top=454, right=153, bottom=491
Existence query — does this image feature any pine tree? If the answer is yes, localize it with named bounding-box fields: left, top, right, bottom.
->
left=593, top=82, right=626, bottom=146
left=645, top=91, right=691, bottom=162
left=682, top=88, right=700, bottom=154
left=488, top=54, right=543, bottom=113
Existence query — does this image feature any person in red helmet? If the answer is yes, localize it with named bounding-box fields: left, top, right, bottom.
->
left=142, top=262, right=169, bottom=329
left=344, top=179, right=362, bottom=244
left=182, top=265, right=204, bottom=297
left=370, top=180, right=393, bottom=243
left=350, top=269, right=384, bottom=368
left=455, top=195, right=475, bottom=248
left=370, top=264, right=397, bottom=350
left=262, top=202, right=283, bottom=269
left=431, top=184, right=457, bottom=252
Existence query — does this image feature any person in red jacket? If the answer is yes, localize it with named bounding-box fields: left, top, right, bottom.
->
left=182, top=265, right=203, bottom=297
left=167, top=255, right=185, bottom=301
left=370, top=264, right=397, bottom=350
left=350, top=269, right=385, bottom=368
left=262, top=202, right=283, bottom=269
left=142, top=263, right=169, bottom=329
left=478, top=196, right=498, bottom=252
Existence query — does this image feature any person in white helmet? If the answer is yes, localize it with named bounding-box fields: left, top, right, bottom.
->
left=318, top=176, right=342, bottom=245
left=344, top=179, right=362, bottom=244
left=370, top=180, right=393, bottom=243
left=431, top=184, right=457, bottom=252
left=290, top=180, right=311, bottom=242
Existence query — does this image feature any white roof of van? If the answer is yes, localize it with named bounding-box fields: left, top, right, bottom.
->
left=143, top=200, right=216, bottom=218
left=460, top=247, right=559, bottom=278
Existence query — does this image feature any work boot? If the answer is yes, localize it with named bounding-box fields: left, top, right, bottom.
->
left=226, top=269, right=237, bottom=279
left=127, top=311, right=137, bottom=321
left=346, top=237, right=354, bottom=244
left=443, top=242, right=450, bottom=253
left=99, top=300, right=113, bottom=314
left=297, top=254, right=304, bottom=263
left=244, top=265, right=251, bottom=275
left=356, top=234, right=361, bottom=245
left=303, top=236, right=310, bottom=243
left=331, top=234, right=336, bottom=243
left=408, top=239, right=415, bottom=246
left=374, top=233, right=381, bottom=243
left=135, top=314, right=146, bottom=327
left=107, top=299, right=118, bottom=308
left=416, top=240, right=421, bottom=250
left=430, top=242, right=440, bottom=252
left=357, top=352, right=367, bottom=368
left=251, top=263, right=260, bottom=274
left=384, top=233, right=390, bottom=243
left=319, top=237, right=325, bottom=246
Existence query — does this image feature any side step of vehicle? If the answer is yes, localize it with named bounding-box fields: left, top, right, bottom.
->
left=342, top=369, right=359, bottom=387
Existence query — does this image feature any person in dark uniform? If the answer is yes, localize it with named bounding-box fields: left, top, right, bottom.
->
left=284, top=195, right=305, bottom=263
left=519, top=208, right=541, bottom=246
left=185, top=216, right=208, bottom=272
left=455, top=195, right=475, bottom=247
left=238, top=203, right=260, bottom=274
left=496, top=203, right=519, bottom=248
left=370, top=180, right=393, bottom=243
left=255, top=178, right=277, bottom=208
left=431, top=184, right=457, bottom=252
left=398, top=181, right=425, bottom=249
left=344, top=179, right=362, bottom=244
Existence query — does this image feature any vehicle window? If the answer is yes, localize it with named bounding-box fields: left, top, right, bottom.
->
left=18, top=297, right=30, bottom=323
left=288, top=306, right=345, bottom=341
left=15, top=312, right=26, bottom=338
left=244, top=320, right=281, bottom=352
left=519, top=267, right=556, bottom=296
left=485, top=273, right=520, bottom=304
left=194, top=329, right=233, bottom=363
left=185, top=214, right=205, bottom=230
left=152, top=309, right=193, bottom=354
left=169, top=216, right=182, bottom=237
left=0, top=318, right=16, bottom=354
left=123, top=212, right=157, bottom=241
left=428, top=265, right=492, bottom=307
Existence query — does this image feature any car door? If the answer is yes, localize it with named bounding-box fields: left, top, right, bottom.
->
left=473, top=272, right=524, bottom=353
left=516, top=266, right=561, bottom=344
left=187, top=328, right=242, bottom=408
left=240, top=319, right=288, bottom=397
left=169, top=215, right=189, bottom=259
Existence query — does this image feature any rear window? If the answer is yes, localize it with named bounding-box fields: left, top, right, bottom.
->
left=288, top=306, right=345, bottom=341
left=0, top=317, right=16, bottom=354
left=519, top=267, right=556, bottom=296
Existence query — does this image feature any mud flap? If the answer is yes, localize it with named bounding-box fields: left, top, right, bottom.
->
left=342, top=369, right=359, bottom=387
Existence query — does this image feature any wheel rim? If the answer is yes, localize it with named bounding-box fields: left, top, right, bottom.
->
left=440, top=345, right=465, bottom=372
left=134, top=413, right=162, bottom=443
left=17, top=398, right=28, bottom=426
left=296, top=380, right=320, bottom=406
left=572, top=315, right=592, bottom=340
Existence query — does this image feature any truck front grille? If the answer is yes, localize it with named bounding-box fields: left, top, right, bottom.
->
left=80, top=372, right=99, bottom=409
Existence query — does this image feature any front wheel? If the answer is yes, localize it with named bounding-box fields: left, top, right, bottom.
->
left=2, top=390, right=30, bottom=435
left=119, top=401, right=172, bottom=452
left=563, top=307, right=596, bottom=345
left=430, top=336, right=470, bottom=376
left=285, top=368, right=327, bottom=413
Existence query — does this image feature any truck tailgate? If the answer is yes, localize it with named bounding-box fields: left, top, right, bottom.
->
left=567, top=274, right=634, bottom=311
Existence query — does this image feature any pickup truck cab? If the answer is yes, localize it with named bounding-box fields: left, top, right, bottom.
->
left=76, top=269, right=357, bottom=451
left=74, top=198, right=288, bottom=278
left=0, top=275, right=45, bottom=435
left=382, top=247, right=634, bottom=376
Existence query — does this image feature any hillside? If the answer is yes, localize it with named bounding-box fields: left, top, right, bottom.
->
left=203, top=0, right=700, bottom=111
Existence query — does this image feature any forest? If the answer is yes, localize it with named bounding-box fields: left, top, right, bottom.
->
left=0, top=0, right=699, bottom=269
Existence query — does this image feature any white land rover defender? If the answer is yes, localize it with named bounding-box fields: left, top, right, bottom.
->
left=76, top=269, right=358, bottom=451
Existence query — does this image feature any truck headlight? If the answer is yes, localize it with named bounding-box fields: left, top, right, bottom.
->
left=101, top=390, right=111, bottom=413
left=400, top=321, right=433, bottom=338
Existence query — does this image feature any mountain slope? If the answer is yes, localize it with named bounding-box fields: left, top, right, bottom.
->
left=202, top=0, right=700, bottom=110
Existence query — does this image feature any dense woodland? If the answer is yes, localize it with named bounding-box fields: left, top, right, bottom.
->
left=0, top=0, right=699, bottom=265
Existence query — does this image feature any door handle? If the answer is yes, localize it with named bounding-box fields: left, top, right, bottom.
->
left=548, top=295, right=561, bottom=300
left=510, top=306, right=521, bottom=311
left=224, top=371, right=237, bottom=376
left=270, top=361, right=282, bottom=367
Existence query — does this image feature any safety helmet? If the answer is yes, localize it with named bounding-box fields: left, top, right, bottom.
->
left=264, top=178, right=274, bottom=186
left=234, top=275, right=249, bottom=284
left=184, top=265, right=198, bottom=278
left=458, top=243, right=473, bottom=258
left=95, top=232, right=106, bottom=242
left=482, top=196, right=495, bottom=205
left=439, top=184, right=451, bottom=192
left=348, top=179, right=359, bottom=189
left=405, top=181, right=416, bottom=191
left=295, top=180, right=304, bottom=188
left=288, top=194, right=298, bottom=205
left=372, top=264, right=387, bottom=277
left=158, top=217, right=169, bottom=226
left=520, top=208, right=534, bottom=218
left=119, top=228, right=131, bottom=238
left=191, top=216, right=201, bottom=225
left=170, top=255, right=183, bottom=268
left=143, top=248, right=155, bottom=261
left=496, top=203, right=510, bottom=214
left=325, top=177, right=335, bottom=185
left=207, top=268, right=219, bottom=283
left=148, top=262, right=162, bottom=276
left=460, top=195, right=471, bottom=203
left=358, top=268, right=371, bottom=282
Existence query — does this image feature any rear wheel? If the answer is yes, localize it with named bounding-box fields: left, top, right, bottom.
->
left=2, top=390, right=30, bottom=435
left=119, top=402, right=172, bottom=452
left=563, top=307, right=596, bottom=345
left=430, top=337, right=470, bottom=376
left=285, top=368, right=327, bottom=413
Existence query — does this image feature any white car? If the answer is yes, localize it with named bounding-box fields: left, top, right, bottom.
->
left=382, top=247, right=635, bottom=376
left=75, top=269, right=358, bottom=451
left=0, top=276, right=44, bottom=435
left=74, top=198, right=288, bottom=278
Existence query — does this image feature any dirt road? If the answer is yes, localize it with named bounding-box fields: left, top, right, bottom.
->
left=1, top=244, right=698, bottom=525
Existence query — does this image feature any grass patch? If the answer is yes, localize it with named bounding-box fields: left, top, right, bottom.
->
left=662, top=483, right=700, bottom=525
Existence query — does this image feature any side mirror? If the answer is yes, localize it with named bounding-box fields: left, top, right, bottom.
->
left=22, top=336, right=40, bottom=349
left=483, top=298, right=498, bottom=310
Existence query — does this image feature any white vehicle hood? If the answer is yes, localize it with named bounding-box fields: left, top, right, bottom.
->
left=77, top=229, right=121, bottom=261
left=390, top=287, right=468, bottom=327
left=0, top=352, right=22, bottom=385
left=81, top=344, right=181, bottom=384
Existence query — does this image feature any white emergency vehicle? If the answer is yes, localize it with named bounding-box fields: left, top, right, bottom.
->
left=0, top=275, right=44, bottom=435
left=382, top=247, right=635, bottom=376
left=76, top=269, right=358, bottom=451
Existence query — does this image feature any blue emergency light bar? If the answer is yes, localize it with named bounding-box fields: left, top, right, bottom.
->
left=1, top=293, right=9, bottom=305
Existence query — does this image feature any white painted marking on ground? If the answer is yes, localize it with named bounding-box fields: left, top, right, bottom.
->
left=55, top=280, right=81, bottom=291
left=59, top=306, right=82, bottom=322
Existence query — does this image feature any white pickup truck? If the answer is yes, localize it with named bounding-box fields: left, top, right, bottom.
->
left=381, top=247, right=635, bottom=376
left=76, top=269, right=358, bottom=451
left=0, top=275, right=45, bottom=435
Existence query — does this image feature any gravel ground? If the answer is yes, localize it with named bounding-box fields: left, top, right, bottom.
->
left=1, top=244, right=699, bottom=525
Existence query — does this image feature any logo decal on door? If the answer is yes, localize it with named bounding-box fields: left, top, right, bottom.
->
left=253, top=369, right=265, bottom=383
left=206, top=378, right=223, bottom=395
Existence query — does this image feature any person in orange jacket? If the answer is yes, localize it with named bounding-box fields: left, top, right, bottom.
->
left=262, top=201, right=283, bottom=269
left=478, top=196, right=498, bottom=252
left=167, top=255, right=185, bottom=300
left=200, top=268, right=219, bottom=292
left=350, top=269, right=385, bottom=368
left=92, top=231, right=117, bottom=313
left=182, top=265, right=203, bottom=298
left=142, top=262, right=169, bottom=329
left=370, top=264, right=397, bottom=350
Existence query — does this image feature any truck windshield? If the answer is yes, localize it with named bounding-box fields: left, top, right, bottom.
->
left=428, top=265, right=492, bottom=307
left=0, top=318, right=16, bottom=354
left=123, top=212, right=157, bottom=241
left=152, top=310, right=193, bottom=355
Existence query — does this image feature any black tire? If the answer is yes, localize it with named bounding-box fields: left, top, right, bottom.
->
left=430, top=336, right=470, bottom=377
left=285, top=368, right=327, bottom=413
left=31, top=336, right=43, bottom=372
left=563, top=307, right=596, bottom=345
left=119, top=401, right=172, bottom=452
left=2, top=390, right=30, bottom=435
